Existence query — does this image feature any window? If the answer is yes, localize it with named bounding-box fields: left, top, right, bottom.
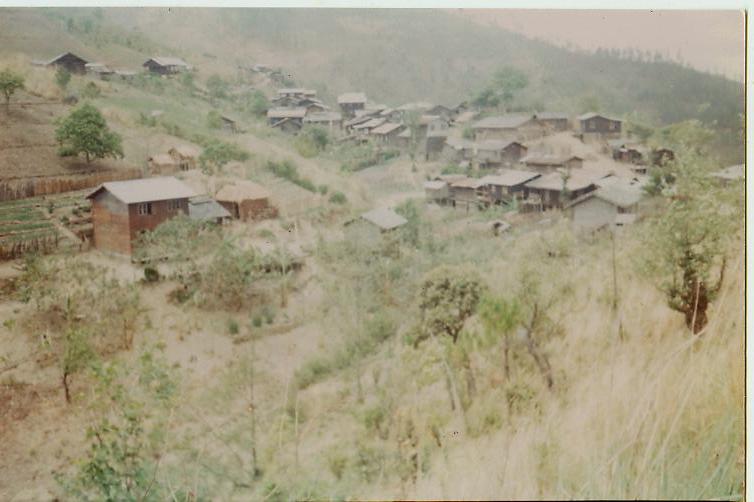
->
left=137, top=202, right=153, bottom=215
left=167, top=199, right=180, bottom=212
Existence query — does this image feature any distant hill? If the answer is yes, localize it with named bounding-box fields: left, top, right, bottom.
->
left=0, top=8, right=744, bottom=155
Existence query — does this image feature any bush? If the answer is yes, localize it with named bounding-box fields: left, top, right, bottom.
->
left=328, top=191, right=347, bottom=205
left=143, top=266, right=160, bottom=283
left=206, top=110, right=222, bottom=129
left=317, top=185, right=329, bottom=195
left=227, top=318, right=239, bottom=335
left=266, top=159, right=317, bottom=192
left=81, top=81, right=101, bottom=99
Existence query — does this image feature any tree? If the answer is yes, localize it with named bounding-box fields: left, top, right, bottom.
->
left=0, top=69, right=24, bottom=111
left=61, top=329, right=95, bottom=403
left=247, top=90, right=269, bottom=117
left=206, top=109, right=222, bottom=129
left=55, top=67, right=71, bottom=91
left=199, top=139, right=250, bottom=173
left=206, top=74, right=229, bottom=100
left=490, top=66, right=529, bottom=112
left=644, top=155, right=732, bottom=333
left=416, top=265, right=485, bottom=344
left=55, top=103, right=124, bottom=163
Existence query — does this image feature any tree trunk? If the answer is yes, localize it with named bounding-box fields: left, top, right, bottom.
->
left=524, top=330, right=554, bottom=389
left=62, top=371, right=71, bottom=403
left=502, top=332, right=511, bottom=380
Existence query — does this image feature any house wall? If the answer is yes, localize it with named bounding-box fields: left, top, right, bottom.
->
left=53, top=54, right=87, bottom=74
left=570, top=196, right=617, bottom=231
left=580, top=116, right=622, bottom=134
left=127, top=199, right=189, bottom=252
left=218, top=198, right=274, bottom=221
left=91, top=191, right=132, bottom=255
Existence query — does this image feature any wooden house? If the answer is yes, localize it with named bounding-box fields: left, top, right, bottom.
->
left=425, top=130, right=449, bottom=161
left=565, top=182, right=643, bottom=232
left=479, top=169, right=541, bottom=204
left=474, top=140, right=528, bottom=169
left=532, top=112, right=570, bottom=132
left=45, top=52, right=88, bottom=74
left=303, top=111, right=343, bottom=133
left=344, top=208, right=407, bottom=246
left=608, top=140, right=646, bottom=164
left=267, top=107, right=307, bottom=132
left=147, top=153, right=180, bottom=175
left=143, top=57, right=191, bottom=75
left=277, top=88, right=317, bottom=100
left=523, top=171, right=599, bottom=210
left=85, top=62, right=114, bottom=79
left=353, top=117, right=387, bottom=136
left=578, top=113, right=622, bottom=137
left=168, top=145, right=201, bottom=171
left=337, top=92, right=367, bottom=118
left=220, top=115, right=239, bottom=133
left=86, top=177, right=196, bottom=255
left=425, top=104, right=454, bottom=120
left=520, top=154, right=584, bottom=173
left=423, top=180, right=450, bottom=204
left=651, top=147, right=675, bottom=166
left=471, top=114, right=540, bottom=141
left=215, top=181, right=277, bottom=221
left=449, top=177, right=486, bottom=209
left=442, top=136, right=475, bottom=164
left=370, top=122, right=405, bottom=145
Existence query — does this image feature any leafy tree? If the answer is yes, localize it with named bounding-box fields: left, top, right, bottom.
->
left=490, top=66, right=529, bottom=111
left=81, top=81, right=101, bottom=99
left=0, top=68, right=24, bottom=111
left=247, top=90, right=269, bottom=117
left=649, top=119, right=715, bottom=156
left=416, top=265, right=485, bottom=344
left=471, top=87, right=499, bottom=109
left=478, top=295, right=519, bottom=381
left=644, top=155, right=733, bottom=333
left=199, top=139, right=250, bottom=173
left=55, top=103, right=124, bottom=163
left=55, top=67, right=71, bottom=90
left=206, top=109, right=222, bottom=129
left=180, top=71, right=195, bottom=92
left=61, top=329, right=96, bottom=403
left=206, top=74, right=229, bottom=100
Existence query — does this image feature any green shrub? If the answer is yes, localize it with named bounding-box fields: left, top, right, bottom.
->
left=227, top=318, right=239, bottom=335
left=81, top=81, right=101, bottom=99
left=143, top=266, right=160, bottom=283
left=266, top=159, right=317, bottom=193
left=206, top=110, right=222, bottom=129
left=252, top=315, right=263, bottom=328
left=317, top=184, right=329, bottom=195
left=329, top=191, right=347, bottom=205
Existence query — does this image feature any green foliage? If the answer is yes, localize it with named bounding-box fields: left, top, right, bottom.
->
left=61, top=328, right=96, bottom=403
left=55, top=103, right=124, bottom=163
left=472, top=65, right=528, bottom=111
left=143, top=266, right=160, bottom=283
left=294, top=126, right=329, bottom=158
left=227, top=318, right=240, bottom=335
left=461, top=126, right=474, bottom=140
left=180, top=71, right=195, bottom=92
left=55, top=67, right=71, bottom=90
left=134, top=213, right=218, bottom=263
left=328, top=191, right=347, bottom=205
left=0, top=68, right=24, bottom=108
left=265, top=159, right=316, bottom=192
left=246, top=90, right=269, bottom=117
left=649, top=119, right=716, bottom=156
left=414, top=265, right=485, bottom=345
left=337, top=142, right=400, bottom=172
left=199, top=139, right=250, bottom=173
left=206, top=74, right=229, bottom=100
left=206, top=109, right=222, bottom=129
left=395, top=199, right=421, bottom=248
left=643, top=154, right=734, bottom=333
left=81, top=81, right=101, bottom=99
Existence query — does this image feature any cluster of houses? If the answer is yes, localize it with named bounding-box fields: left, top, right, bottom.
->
left=32, top=52, right=192, bottom=80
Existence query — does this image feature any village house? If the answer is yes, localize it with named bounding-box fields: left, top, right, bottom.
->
left=425, top=104, right=454, bottom=120
left=420, top=115, right=450, bottom=136
left=423, top=180, right=450, bottom=204
left=343, top=114, right=374, bottom=135
left=608, top=140, right=646, bottom=164
left=578, top=112, right=622, bottom=138
left=523, top=171, right=600, bottom=210
left=471, top=114, right=540, bottom=141
left=474, top=140, right=528, bottom=169
left=337, top=92, right=368, bottom=118
left=532, top=112, right=570, bottom=132
left=277, top=88, right=317, bottom=100
left=303, top=111, right=343, bottom=133
left=267, top=107, right=308, bottom=133
left=478, top=169, right=541, bottom=205
left=353, top=117, right=387, bottom=137
left=424, top=130, right=449, bottom=161
left=188, top=195, right=232, bottom=225
left=168, top=145, right=201, bottom=171
left=345, top=207, right=408, bottom=246
left=143, top=57, right=191, bottom=75
left=396, top=102, right=434, bottom=118
left=370, top=122, right=405, bottom=145
left=40, top=52, right=88, bottom=74
left=220, top=115, right=239, bottom=134
left=215, top=181, right=277, bottom=221
left=565, top=181, right=643, bottom=232
left=449, top=177, right=486, bottom=209
left=147, top=153, right=179, bottom=175
left=520, top=153, right=584, bottom=173
left=86, top=177, right=196, bottom=255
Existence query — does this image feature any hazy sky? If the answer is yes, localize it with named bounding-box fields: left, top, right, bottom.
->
left=459, top=9, right=745, bottom=81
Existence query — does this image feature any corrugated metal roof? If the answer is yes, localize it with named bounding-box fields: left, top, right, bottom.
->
left=304, top=112, right=342, bottom=123
left=353, top=118, right=386, bottom=130
left=525, top=172, right=600, bottom=192
left=451, top=178, right=486, bottom=189
left=188, top=195, right=232, bottom=221
left=472, top=114, right=533, bottom=130
left=371, top=122, right=404, bottom=135
left=87, top=176, right=196, bottom=204
left=360, top=208, right=407, bottom=230
left=215, top=181, right=270, bottom=202
left=337, top=92, right=367, bottom=104
left=475, top=139, right=523, bottom=151
left=480, top=169, right=540, bottom=187
left=146, top=56, right=190, bottom=68
left=577, top=112, right=620, bottom=122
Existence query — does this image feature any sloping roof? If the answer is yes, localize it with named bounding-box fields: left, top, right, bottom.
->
left=475, top=139, right=524, bottom=152
left=267, top=107, right=308, bottom=119
left=711, top=164, right=745, bottom=181
left=397, top=128, right=412, bottom=138
left=451, top=178, right=486, bottom=189
left=371, top=122, right=404, bottom=135
left=188, top=195, right=232, bottom=221
left=303, top=111, right=343, bottom=123
left=525, top=171, right=599, bottom=192
left=480, top=169, right=540, bottom=187
left=445, top=136, right=474, bottom=150
left=454, top=110, right=479, bottom=124
left=521, top=154, right=582, bottom=166
left=360, top=208, right=407, bottom=231
left=472, top=114, right=534, bottom=130
left=215, top=181, right=270, bottom=202
left=534, top=112, right=569, bottom=120
left=565, top=183, right=643, bottom=210
left=353, top=118, right=386, bottom=130
left=169, top=144, right=201, bottom=158
left=578, top=112, right=620, bottom=122
left=148, top=153, right=177, bottom=166
left=47, top=52, right=88, bottom=65
left=146, top=56, right=189, bottom=68
left=337, top=92, right=367, bottom=104
left=396, top=102, right=434, bottom=112
left=344, top=115, right=373, bottom=127
left=86, top=176, right=196, bottom=204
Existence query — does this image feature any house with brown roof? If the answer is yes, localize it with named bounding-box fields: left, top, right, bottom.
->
left=267, top=107, right=308, bottom=132
left=442, top=137, right=475, bottom=164
left=147, top=153, right=180, bottom=175
left=520, top=154, right=584, bottom=173
left=344, top=207, right=408, bottom=245
left=303, top=111, right=343, bottom=133
left=449, top=177, right=486, bottom=208
left=337, top=92, right=367, bottom=118
left=474, top=140, right=528, bottom=169
left=471, top=114, right=541, bottom=141
left=532, top=112, right=570, bottom=132
left=143, top=57, right=191, bottom=75
left=215, top=181, right=277, bottom=221
left=479, top=169, right=541, bottom=205
left=578, top=113, right=622, bottom=138
left=168, top=145, right=202, bottom=171
left=523, top=171, right=600, bottom=210
left=86, top=177, right=197, bottom=255
left=370, top=122, right=405, bottom=145
left=42, top=52, right=88, bottom=74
